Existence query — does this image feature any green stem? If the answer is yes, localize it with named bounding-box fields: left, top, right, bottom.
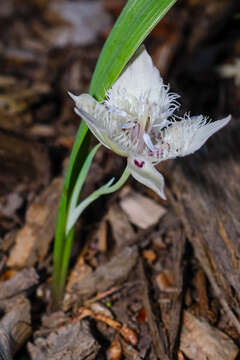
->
left=66, top=166, right=130, bottom=235
left=68, top=144, right=101, bottom=216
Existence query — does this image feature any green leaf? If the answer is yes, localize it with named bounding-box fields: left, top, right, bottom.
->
left=90, top=0, right=177, bottom=101
left=52, top=0, right=177, bottom=306
left=52, top=121, right=90, bottom=304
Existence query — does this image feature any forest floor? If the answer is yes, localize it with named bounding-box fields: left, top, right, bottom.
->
left=1, top=0, right=240, bottom=359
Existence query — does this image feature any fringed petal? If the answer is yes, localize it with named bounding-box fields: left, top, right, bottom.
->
left=68, top=92, right=128, bottom=156
left=162, top=114, right=231, bottom=158
left=127, top=156, right=166, bottom=199
left=107, top=46, right=163, bottom=106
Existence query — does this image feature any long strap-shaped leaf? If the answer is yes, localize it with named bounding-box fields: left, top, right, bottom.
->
left=52, top=0, right=177, bottom=305
left=90, top=0, right=177, bottom=100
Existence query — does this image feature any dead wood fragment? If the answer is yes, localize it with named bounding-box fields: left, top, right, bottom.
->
left=93, top=192, right=168, bottom=256
left=119, top=188, right=166, bottom=229
left=139, top=228, right=185, bottom=360
left=194, top=269, right=216, bottom=321
left=167, top=122, right=240, bottom=334
left=46, top=0, right=111, bottom=47
left=84, top=286, right=120, bottom=306
left=180, top=311, right=239, bottom=360
left=28, top=320, right=100, bottom=360
left=120, top=338, right=142, bottom=360
left=0, top=295, right=32, bottom=359
left=107, top=338, right=122, bottom=360
left=0, top=132, right=50, bottom=196
left=0, top=268, right=39, bottom=300
left=155, top=270, right=177, bottom=293
left=97, top=219, right=108, bottom=252
left=76, top=307, right=138, bottom=345
left=105, top=202, right=136, bottom=248
left=139, top=259, right=169, bottom=360
left=66, top=258, right=92, bottom=293
left=7, top=177, right=63, bottom=268
left=64, top=246, right=138, bottom=308
left=177, top=351, right=186, bottom=360
left=89, top=302, right=114, bottom=319
left=0, top=192, right=23, bottom=218
left=41, top=311, right=67, bottom=332
left=143, top=249, right=157, bottom=265
left=157, top=230, right=185, bottom=356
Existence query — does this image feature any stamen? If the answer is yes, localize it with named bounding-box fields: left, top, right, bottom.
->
left=143, top=133, right=155, bottom=152
left=153, top=121, right=169, bottom=128
left=105, top=104, right=128, bottom=118
left=130, top=122, right=141, bottom=142
left=121, top=122, right=135, bottom=129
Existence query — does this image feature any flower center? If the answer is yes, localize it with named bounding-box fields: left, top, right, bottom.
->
left=120, top=105, right=156, bottom=153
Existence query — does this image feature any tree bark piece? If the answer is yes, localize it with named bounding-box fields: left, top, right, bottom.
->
left=0, top=268, right=39, bottom=300
left=119, top=188, right=166, bottom=230
left=167, top=122, right=240, bottom=334
left=7, top=177, right=63, bottom=268
left=180, top=311, right=239, bottom=360
left=138, top=226, right=185, bottom=360
left=139, top=259, right=169, bottom=360
left=64, top=246, right=138, bottom=308
left=27, top=320, right=100, bottom=360
left=0, top=132, right=50, bottom=196
left=0, top=296, right=32, bottom=360
left=157, top=229, right=185, bottom=357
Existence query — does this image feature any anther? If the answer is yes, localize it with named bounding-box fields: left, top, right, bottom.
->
left=143, top=133, right=155, bottom=152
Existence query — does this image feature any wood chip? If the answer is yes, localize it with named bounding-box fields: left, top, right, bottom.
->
left=0, top=268, right=39, bottom=300
left=66, top=258, right=92, bottom=293
left=0, top=132, right=50, bottom=195
left=139, top=228, right=185, bottom=359
left=28, top=320, right=100, bottom=360
left=180, top=311, right=239, bottom=360
left=107, top=338, right=122, bottom=360
left=76, top=307, right=138, bottom=346
left=0, top=295, right=32, bottom=359
left=120, top=189, right=166, bottom=229
left=106, top=203, right=136, bottom=248
left=48, top=1, right=111, bottom=47
left=64, top=246, right=138, bottom=308
left=0, top=192, right=23, bottom=217
left=155, top=269, right=176, bottom=292
left=7, top=177, right=63, bottom=268
left=142, top=249, right=157, bottom=264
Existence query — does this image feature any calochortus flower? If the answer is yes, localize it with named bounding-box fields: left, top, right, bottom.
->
left=69, top=47, right=231, bottom=199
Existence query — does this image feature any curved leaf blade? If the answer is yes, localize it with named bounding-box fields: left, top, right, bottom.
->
left=90, top=0, right=177, bottom=100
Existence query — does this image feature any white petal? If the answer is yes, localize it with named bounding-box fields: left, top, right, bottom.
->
left=107, top=46, right=163, bottom=105
left=74, top=107, right=111, bottom=150
left=69, top=92, right=129, bottom=156
left=163, top=114, right=231, bottom=158
left=187, top=115, right=231, bottom=155
left=127, top=156, right=166, bottom=199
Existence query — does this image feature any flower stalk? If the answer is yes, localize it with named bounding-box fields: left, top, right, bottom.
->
left=66, top=163, right=130, bottom=235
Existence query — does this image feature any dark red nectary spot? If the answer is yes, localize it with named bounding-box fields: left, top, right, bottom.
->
left=134, top=160, right=145, bottom=168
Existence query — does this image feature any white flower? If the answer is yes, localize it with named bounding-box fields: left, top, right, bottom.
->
left=69, top=47, right=231, bottom=199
